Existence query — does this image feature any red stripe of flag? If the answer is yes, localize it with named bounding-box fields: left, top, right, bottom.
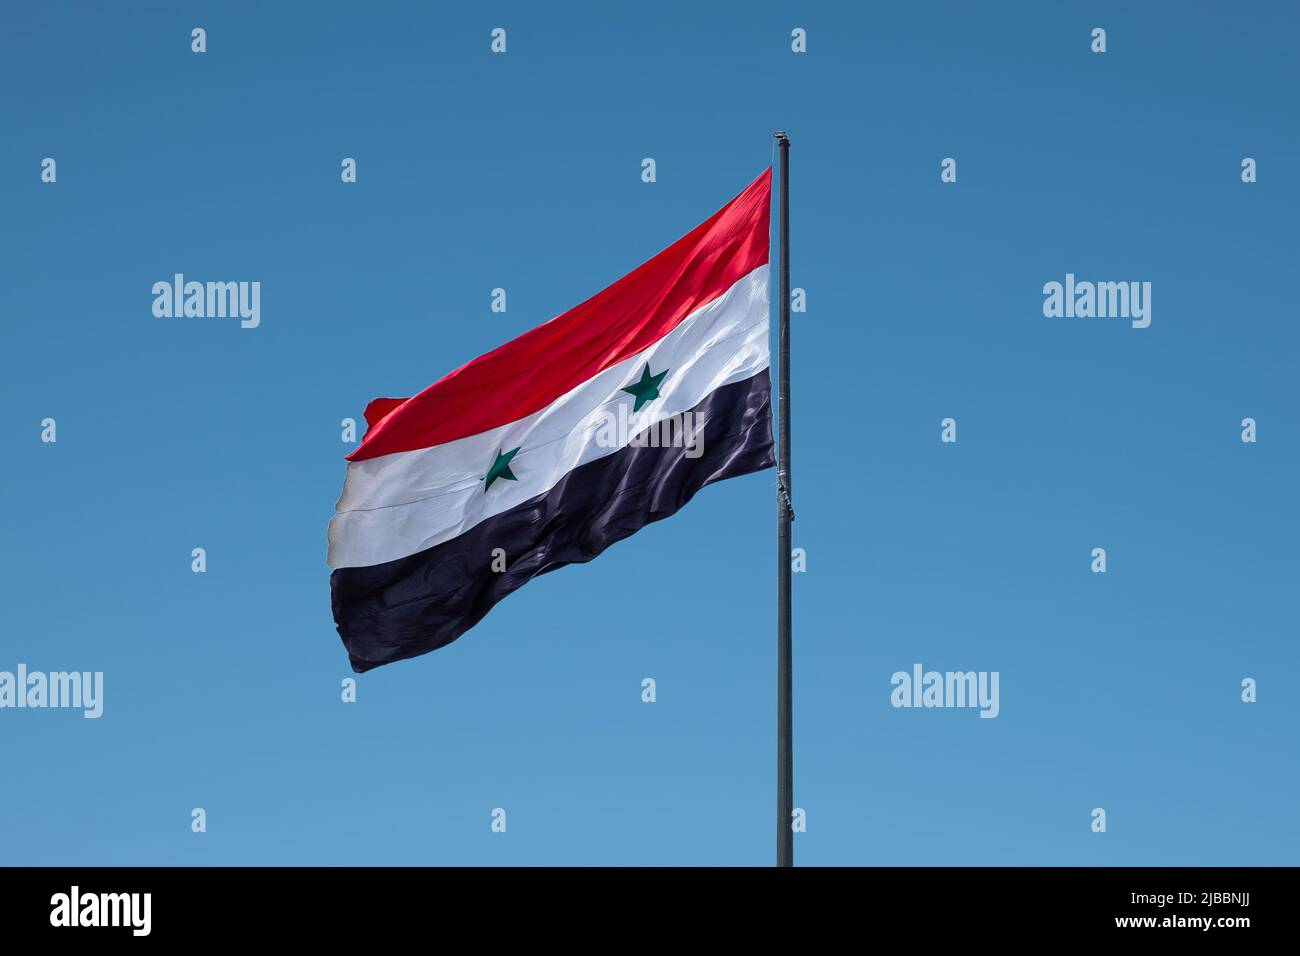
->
left=347, top=168, right=771, bottom=462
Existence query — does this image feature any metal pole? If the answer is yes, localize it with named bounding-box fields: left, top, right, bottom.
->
left=773, top=131, right=793, bottom=868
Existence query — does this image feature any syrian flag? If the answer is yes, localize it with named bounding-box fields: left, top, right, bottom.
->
left=329, top=169, right=775, bottom=672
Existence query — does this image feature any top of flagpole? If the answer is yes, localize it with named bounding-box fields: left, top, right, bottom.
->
left=773, top=130, right=789, bottom=144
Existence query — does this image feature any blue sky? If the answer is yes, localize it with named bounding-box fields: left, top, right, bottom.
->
left=1, top=1, right=1296, bottom=865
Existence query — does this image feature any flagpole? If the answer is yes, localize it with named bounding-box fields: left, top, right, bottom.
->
left=773, top=131, right=794, bottom=868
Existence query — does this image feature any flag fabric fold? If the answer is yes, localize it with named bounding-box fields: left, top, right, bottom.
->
left=329, top=169, right=775, bottom=672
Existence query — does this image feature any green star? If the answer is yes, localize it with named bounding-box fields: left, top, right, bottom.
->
left=483, top=447, right=521, bottom=491
left=621, top=363, right=669, bottom=412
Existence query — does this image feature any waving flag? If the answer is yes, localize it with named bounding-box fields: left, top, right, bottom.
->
left=329, top=170, right=775, bottom=672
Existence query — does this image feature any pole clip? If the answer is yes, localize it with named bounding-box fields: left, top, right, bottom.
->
left=778, top=476, right=795, bottom=521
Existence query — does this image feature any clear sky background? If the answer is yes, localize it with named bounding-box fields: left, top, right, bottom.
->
left=2, top=1, right=1296, bottom=865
